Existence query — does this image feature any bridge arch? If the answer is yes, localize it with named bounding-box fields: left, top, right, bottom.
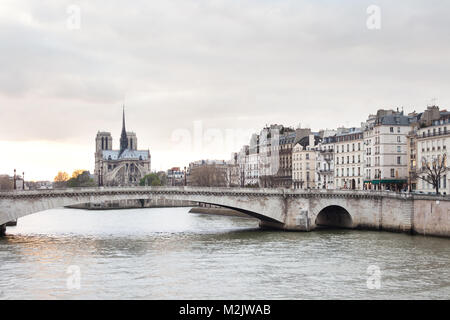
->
left=0, top=187, right=286, bottom=227
left=315, top=205, right=353, bottom=229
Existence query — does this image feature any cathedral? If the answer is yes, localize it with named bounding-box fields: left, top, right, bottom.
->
left=94, top=108, right=151, bottom=186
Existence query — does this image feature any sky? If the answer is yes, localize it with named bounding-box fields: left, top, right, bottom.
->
left=1, top=0, right=450, bottom=181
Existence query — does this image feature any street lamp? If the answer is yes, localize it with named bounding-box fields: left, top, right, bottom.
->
left=184, top=166, right=187, bottom=186
left=22, top=172, right=25, bottom=190
left=13, top=169, right=16, bottom=190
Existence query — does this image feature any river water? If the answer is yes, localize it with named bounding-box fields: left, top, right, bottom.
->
left=0, top=207, right=449, bottom=300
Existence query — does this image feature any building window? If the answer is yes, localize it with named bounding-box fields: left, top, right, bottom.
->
left=391, top=169, right=395, bottom=177
left=390, top=127, right=394, bottom=133
left=397, top=156, right=401, bottom=165
left=397, top=146, right=401, bottom=152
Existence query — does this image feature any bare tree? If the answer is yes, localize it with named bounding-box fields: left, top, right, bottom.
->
left=188, top=165, right=228, bottom=187
left=415, top=154, right=448, bottom=195
left=0, top=175, right=13, bottom=191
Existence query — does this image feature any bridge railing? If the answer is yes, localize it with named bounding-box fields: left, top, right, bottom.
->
left=1, top=185, right=449, bottom=201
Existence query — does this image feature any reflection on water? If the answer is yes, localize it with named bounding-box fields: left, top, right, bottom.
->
left=0, top=207, right=449, bottom=300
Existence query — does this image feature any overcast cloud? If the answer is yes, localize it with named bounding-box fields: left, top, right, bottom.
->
left=1, top=0, right=450, bottom=180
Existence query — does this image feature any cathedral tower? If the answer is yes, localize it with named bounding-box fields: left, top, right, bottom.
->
left=119, top=106, right=128, bottom=155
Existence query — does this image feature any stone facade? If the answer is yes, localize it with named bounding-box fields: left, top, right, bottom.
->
left=315, top=133, right=335, bottom=189
left=334, top=128, right=364, bottom=190
left=363, top=109, right=413, bottom=191
left=94, top=109, right=151, bottom=186
left=292, top=134, right=321, bottom=189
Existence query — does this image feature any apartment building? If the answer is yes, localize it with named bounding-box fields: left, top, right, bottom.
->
left=292, top=134, right=322, bottom=189
left=363, top=109, right=413, bottom=191
left=315, top=132, right=336, bottom=189
left=416, top=108, right=450, bottom=194
left=334, top=128, right=364, bottom=190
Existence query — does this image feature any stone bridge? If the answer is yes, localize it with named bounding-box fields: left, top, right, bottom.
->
left=1, top=186, right=436, bottom=236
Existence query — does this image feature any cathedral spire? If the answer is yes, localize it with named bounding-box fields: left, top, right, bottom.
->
left=119, top=105, right=128, bottom=155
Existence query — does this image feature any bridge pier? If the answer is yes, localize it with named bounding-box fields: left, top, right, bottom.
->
left=0, top=224, right=6, bottom=237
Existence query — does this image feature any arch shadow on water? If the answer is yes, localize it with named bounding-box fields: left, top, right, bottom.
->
left=315, top=205, right=353, bottom=230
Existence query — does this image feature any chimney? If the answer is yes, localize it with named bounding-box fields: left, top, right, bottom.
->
left=309, top=134, right=315, bottom=147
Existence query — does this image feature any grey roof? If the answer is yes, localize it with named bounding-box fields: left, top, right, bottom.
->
left=335, top=127, right=362, bottom=137
left=279, top=132, right=296, bottom=144
left=102, top=149, right=149, bottom=161
left=377, top=114, right=412, bottom=126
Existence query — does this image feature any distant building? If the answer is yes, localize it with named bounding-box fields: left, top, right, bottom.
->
left=334, top=127, right=364, bottom=190
left=237, top=145, right=249, bottom=187
left=28, top=181, right=53, bottom=190
left=315, top=130, right=336, bottom=190
left=0, top=174, right=27, bottom=190
left=292, top=134, right=322, bottom=189
left=94, top=108, right=151, bottom=186
left=167, top=167, right=185, bottom=186
left=227, top=153, right=241, bottom=187
left=247, top=134, right=260, bottom=186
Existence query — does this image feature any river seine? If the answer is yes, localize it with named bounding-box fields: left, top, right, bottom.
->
left=0, top=207, right=449, bottom=299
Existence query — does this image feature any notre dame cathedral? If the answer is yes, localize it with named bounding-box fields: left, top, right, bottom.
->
left=94, top=108, right=151, bottom=186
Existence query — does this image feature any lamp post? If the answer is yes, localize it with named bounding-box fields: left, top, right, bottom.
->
left=22, top=172, right=25, bottom=190
left=184, top=166, right=187, bottom=186
left=13, top=169, right=16, bottom=190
